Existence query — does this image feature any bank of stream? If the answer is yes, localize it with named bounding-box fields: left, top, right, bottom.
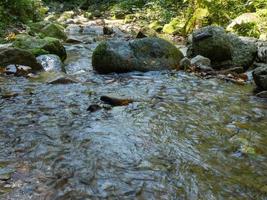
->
left=0, top=20, right=267, bottom=200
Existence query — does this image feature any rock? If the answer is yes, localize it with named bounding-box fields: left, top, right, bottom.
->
left=41, top=23, right=67, bottom=40
left=253, top=66, right=267, bottom=90
left=256, top=91, right=267, bottom=98
left=47, top=76, right=79, bottom=84
left=103, top=26, right=114, bottom=35
left=257, top=44, right=267, bottom=63
left=36, top=54, right=65, bottom=72
left=190, top=55, right=211, bottom=67
left=87, top=104, right=102, bottom=112
left=0, top=47, right=43, bottom=71
left=100, top=96, right=133, bottom=106
left=65, top=37, right=83, bottom=44
left=135, top=31, right=147, bottom=39
left=190, top=26, right=257, bottom=70
left=179, top=57, right=191, bottom=70
left=13, top=34, right=67, bottom=61
left=92, top=37, right=184, bottom=74
left=190, top=55, right=213, bottom=72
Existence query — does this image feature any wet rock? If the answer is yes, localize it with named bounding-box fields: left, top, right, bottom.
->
left=100, top=96, right=133, bottom=106
left=253, top=65, right=267, bottom=90
left=47, top=76, right=79, bottom=84
left=92, top=37, right=184, bottom=73
left=12, top=34, right=67, bottom=61
left=190, top=26, right=257, bottom=70
left=36, top=54, right=65, bottom=72
left=179, top=57, right=191, bottom=70
left=256, top=91, right=267, bottom=98
left=0, top=47, right=43, bottom=71
left=103, top=26, right=114, bottom=35
left=87, top=104, right=102, bottom=112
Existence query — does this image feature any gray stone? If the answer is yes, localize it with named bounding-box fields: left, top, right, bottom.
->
left=92, top=37, right=184, bottom=74
left=36, top=54, right=65, bottom=72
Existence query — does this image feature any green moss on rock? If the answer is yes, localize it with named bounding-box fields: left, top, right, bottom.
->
left=13, top=34, right=66, bottom=61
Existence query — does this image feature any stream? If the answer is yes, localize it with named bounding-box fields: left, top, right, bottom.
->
left=0, top=20, right=267, bottom=200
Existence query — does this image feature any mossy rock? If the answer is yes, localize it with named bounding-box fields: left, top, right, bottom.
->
left=12, top=34, right=66, bottom=61
left=28, top=22, right=67, bottom=40
left=191, top=26, right=257, bottom=70
left=92, top=37, right=184, bottom=74
left=40, top=23, right=67, bottom=40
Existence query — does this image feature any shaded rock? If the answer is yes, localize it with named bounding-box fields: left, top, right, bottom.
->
left=92, top=37, right=184, bottom=74
left=220, top=67, right=244, bottom=74
left=13, top=34, right=67, bottom=61
left=36, top=54, right=65, bottom=72
left=253, top=65, right=267, bottom=90
left=191, top=26, right=257, bottom=70
left=136, top=31, right=147, bottom=39
left=0, top=48, right=43, bottom=71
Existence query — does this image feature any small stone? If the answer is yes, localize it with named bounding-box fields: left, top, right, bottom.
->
left=87, top=104, right=102, bottom=112
left=47, top=76, right=79, bottom=84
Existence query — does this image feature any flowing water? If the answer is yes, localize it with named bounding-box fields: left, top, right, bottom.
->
left=0, top=20, right=267, bottom=200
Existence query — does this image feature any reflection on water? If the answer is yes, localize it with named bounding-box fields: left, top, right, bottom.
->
left=0, top=23, right=267, bottom=200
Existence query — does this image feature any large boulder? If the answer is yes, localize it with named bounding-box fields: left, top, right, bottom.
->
left=92, top=37, right=184, bottom=74
left=190, top=26, right=257, bottom=70
left=0, top=47, right=43, bottom=71
left=253, top=65, right=267, bottom=90
left=12, top=34, right=67, bottom=61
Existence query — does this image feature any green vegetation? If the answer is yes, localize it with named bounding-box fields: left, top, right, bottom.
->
left=0, top=0, right=267, bottom=40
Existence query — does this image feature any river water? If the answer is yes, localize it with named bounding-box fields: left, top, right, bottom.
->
left=0, top=20, right=267, bottom=200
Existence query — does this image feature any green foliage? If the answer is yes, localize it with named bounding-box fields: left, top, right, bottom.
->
left=233, top=22, right=261, bottom=38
